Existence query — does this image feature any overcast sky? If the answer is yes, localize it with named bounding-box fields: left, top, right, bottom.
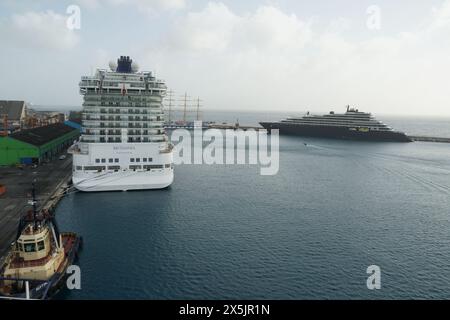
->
left=0, top=0, right=449, bottom=116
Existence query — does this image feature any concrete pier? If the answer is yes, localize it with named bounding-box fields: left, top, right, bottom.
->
left=208, top=124, right=265, bottom=131
left=207, top=125, right=450, bottom=143
left=0, top=154, right=72, bottom=260
left=409, top=136, right=450, bottom=143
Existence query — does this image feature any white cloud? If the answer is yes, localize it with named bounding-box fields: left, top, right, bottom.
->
left=139, top=1, right=450, bottom=116
left=166, top=3, right=313, bottom=53
left=429, top=0, right=450, bottom=31
left=2, top=1, right=449, bottom=116
left=234, top=6, right=313, bottom=52
left=0, top=10, right=79, bottom=51
left=167, top=2, right=237, bottom=51
left=76, top=0, right=185, bottom=13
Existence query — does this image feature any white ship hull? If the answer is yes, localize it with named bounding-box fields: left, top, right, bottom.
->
left=70, top=142, right=173, bottom=192
left=72, top=169, right=173, bottom=192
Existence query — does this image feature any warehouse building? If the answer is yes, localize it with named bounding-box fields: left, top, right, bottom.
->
left=0, top=100, right=28, bottom=133
left=0, top=123, right=79, bottom=166
left=64, top=111, right=82, bottom=130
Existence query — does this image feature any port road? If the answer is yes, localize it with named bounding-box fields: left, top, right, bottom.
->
left=0, top=153, right=73, bottom=261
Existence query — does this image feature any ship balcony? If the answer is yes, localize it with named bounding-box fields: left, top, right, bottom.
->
left=81, top=76, right=100, bottom=81
left=82, top=123, right=164, bottom=129
left=84, top=92, right=161, bottom=100
left=127, top=137, right=166, bottom=143
left=81, top=135, right=166, bottom=143
left=82, top=118, right=164, bottom=124
left=127, top=130, right=163, bottom=135
left=83, top=130, right=164, bottom=136
left=83, top=114, right=164, bottom=118
left=129, top=83, right=146, bottom=88
left=82, top=101, right=163, bottom=107
left=83, top=123, right=163, bottom=128
left=81, top=89, right=165, bottom=96
left=82, top=106, right=163, bottom=111
left=82, top=110, right=164, bottom=116
left=79, top=82, right=100, bottom=88
left=80, top=137, right=98, bottom=143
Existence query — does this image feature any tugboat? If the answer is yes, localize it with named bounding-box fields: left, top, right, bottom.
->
left=0, top=183, right=81, bottom=300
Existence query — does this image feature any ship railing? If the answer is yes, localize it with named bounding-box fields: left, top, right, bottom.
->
left=0, top=276, right=53, bottom=300
left=79, top=137, right=166, bottom=143
left=9, top=253, right=53, bottom=269
left=90, top=112, right=165, bottom=116
left=82, top=120, right=164, bottom=124
left=82, top=105, right=163, bottom=110
left=82, top=90, right=165, bottom=95
left=83, top=131, right=164, bottom=136
left=82, top=125, right=163, bottom=129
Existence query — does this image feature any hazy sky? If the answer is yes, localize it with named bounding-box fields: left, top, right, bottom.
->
left=0, top=0, right=449, bottom=116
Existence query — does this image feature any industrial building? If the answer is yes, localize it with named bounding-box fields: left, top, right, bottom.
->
left=27, top=109, right=66, bottom=127
left=0, top=123, right=79, bottom=166
left=64, top=111, right=82, bottom=130
left=0, top=100, right=28, bottom=133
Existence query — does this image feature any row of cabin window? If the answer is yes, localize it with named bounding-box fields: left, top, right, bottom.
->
left=94, top=138, right=163, bottom=143
left=95, top=158, right=154, bottom=164
left=130, top=158, right=153, bottom=163
left=76, top=164, right=171, bottom=171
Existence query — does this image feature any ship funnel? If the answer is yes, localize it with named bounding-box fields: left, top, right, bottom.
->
left=116, top=56, right=133, bottom=73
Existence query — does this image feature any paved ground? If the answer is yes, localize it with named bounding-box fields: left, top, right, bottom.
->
left=0, top=152, right=72, bottom=259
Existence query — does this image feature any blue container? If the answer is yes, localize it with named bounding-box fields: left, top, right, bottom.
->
left=20, top=157, right=33, bottom=165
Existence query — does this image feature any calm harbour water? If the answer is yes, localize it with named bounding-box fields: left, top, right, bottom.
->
left=57, top=113, right=450, bottom=299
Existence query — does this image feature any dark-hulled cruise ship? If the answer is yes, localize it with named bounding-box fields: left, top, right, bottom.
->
left=260, top=106, right=412, bottom=142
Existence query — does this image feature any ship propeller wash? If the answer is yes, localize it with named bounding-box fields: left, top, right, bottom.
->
left=69, top=56, right=174, bottom=191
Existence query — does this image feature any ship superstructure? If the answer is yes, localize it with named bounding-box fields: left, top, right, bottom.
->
left=69, top=56, right=174, bottom=191
left=260, top=106, right=412, bottom=142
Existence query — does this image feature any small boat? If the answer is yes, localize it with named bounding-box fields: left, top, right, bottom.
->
left=0, top=183, right=81, bottom=300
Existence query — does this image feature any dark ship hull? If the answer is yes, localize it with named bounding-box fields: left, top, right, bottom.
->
left=260, top=122, right=413, bottom=142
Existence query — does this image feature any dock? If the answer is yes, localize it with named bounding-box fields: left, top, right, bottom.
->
left=0, top=154, right=73, bottom=261
left=208, top=124, right=264, bottom=131
left=409, top=136, right=450, bottom=143
left=206, top=125, right=450, bottom=143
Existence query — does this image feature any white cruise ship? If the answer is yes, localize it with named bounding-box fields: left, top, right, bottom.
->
left=69, top=56, right=174, bottom=192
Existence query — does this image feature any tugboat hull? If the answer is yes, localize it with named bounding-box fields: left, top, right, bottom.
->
left=0, top=233, right=81, bottom=300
